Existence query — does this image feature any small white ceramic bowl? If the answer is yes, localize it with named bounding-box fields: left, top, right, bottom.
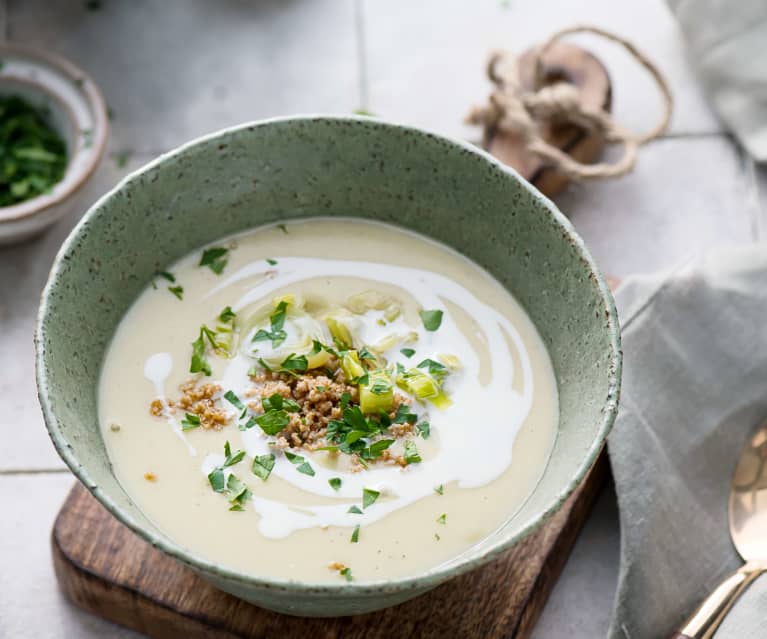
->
left=0, top=45, right=108, bottom=245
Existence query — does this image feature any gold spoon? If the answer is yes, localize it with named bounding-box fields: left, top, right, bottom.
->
left=672, top=422, right=767, bottom=638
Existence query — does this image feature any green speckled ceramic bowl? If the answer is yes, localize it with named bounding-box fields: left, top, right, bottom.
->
left=36, top=116, right=621, bottom=617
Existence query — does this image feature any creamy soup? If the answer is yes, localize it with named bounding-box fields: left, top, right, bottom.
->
left=99, top=218, right=558, bottom=583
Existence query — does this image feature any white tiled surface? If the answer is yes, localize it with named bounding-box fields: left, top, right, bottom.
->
left=0, top=1, right=762, bottom=637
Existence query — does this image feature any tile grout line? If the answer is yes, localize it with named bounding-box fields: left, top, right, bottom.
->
left=353, top=0, right=369, bottom=112
left=0, top=468, right=70, bottom=476
left=744, top=156, right=765, bottom=242
left=0, top=0, right=7, bottom=43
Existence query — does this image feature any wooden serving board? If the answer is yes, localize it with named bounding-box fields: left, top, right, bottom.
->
left=52, top=451, right=608, bottom=639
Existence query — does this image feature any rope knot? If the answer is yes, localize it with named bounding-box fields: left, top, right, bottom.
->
left=466, top=25, right=673, bottom=181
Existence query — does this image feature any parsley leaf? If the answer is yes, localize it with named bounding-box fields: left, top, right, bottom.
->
left=226, top=474, right=251, bottom=507
left=296, top=461, right=315, bottom=476
left=157, top=271, right=175, bottom=282
left=362, top=488, right=380, bottom=509
left=199, top=247, right=229, bottom=274
left=252, top=301, right=289, bottom=348
left=340, top=567, right=353, bottom=581
left=358, top=347, right=376, bottom=362
left=281, top=353, right=308, bottom=373
left=224, top=390, right=244, bottom=410
left=168, top=285, right=184, bottom=300
left=419, top=309, right=443, bottom=331
left=348, top=505, right=363, bottom=514
left=190, top=325, right=218, bottom=375
left=255, top=410, right=289, bottom=436
left=262, top=393, right=300, bottom=412
left=434, top=484, right=444, bottom=495
left=365, top=439, right=394, bottom=459
left=284, top=451, right=304, bottom=464
left=350, top=525, right=360, bottom=543
left=400, top=347, right=415, bottom=358
left=436, top=513, right=447, bottom=524
left=180, top=413, right=200, bottom=431
left=329, top=477, right=342, bottom=491
left=208, top=468, right=226, bottom=492
left=417, top=358, right=448, bottom=381
left=266, top=258, right=278, bottom=266
left=218, top=306, right=236, bottom=322
left=223, top=443, right=245, bottom=467
left=416, top=421, right=431, bottom=439
left=252, top=454, right=276, bottom=481
left=404, top=440, right=421, bottom=464
left=393, top=404, right=418, bottom=425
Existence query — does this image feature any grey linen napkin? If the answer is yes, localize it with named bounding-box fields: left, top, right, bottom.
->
left=607, top=246, right=767, bottom=639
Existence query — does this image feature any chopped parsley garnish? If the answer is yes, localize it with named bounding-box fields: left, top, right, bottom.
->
left=417, top=358, right=448, bottom=381
left=296, top=461, right=315, bottom=476
left=416, top=421, right=431, bottom=439
left=266, top=258, right=278, bottom=266
left=351, top=372, right=369, bottom=386
left=262, top=393, right=300, bottom=413
left=226, top=474, right=251, bottom=509
left=419, top=309, right=443, bottom=331
left=350, top=525, right=360, bottom=543
left=434, top=533, right=441, bottom=541
left=436, top=513, right=447, bottom=524
left=199, top=246, right=230, bottom=274
left=348, top=505, right=363, bottom=514
left=218, top=306, right=236, bottom=322
left=366, top=438, right=394, bottom=458
left=180, top=413, right=200, bottom=431
left=340, top=567, right=353, bottom=582
left=240, top=415, right=258, bottom=431
left=368, top=377, right=391, bottom=395
left=224, top=390, right=244, bottom=410
left=316, top=385, right=326, bottom=392
left=190, top=325, right=219, bottom=375
left=400, top=348, right=415, bottom=358
left=403, top=440, right=421, bottom=465
left=284, top=451, right=304, bottom=464
left=278, top=223, right=288, bottom=234
left=252, top=301, right=288, bottom=348
left=0, top=95, right=68, bottom=206
left=281, top=353, right=308, bottom=373
left=329, top=477, right=342, bottom=491
left=223, top=441, right=245, bottom=467
left=434, top=484, right=444, bottom=495
left=393, top=404, right=418, bottom=425
left=283, top=451, right=314, bottom=476
left=208, top=442, right=248, bottom=502
left=362, top=488, right=380, bottom=509
left=358, top=347, right=377, bottom=362
left=168, top=285, right=184, bottom=300
left=208, top=468, right=226, bottom=492
left=252, top=454, right=276, bottom=481
left=255, top=409, right=289, bottom=436
left=157, top=271, right=175, bottom=282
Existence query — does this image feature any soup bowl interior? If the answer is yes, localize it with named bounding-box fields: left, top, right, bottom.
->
left=36, top=116, right=620, bottom=616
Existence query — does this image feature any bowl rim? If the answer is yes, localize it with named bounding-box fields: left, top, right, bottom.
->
left=36, top=114, right=621, bottom=595
left=0, top=44, right=108, bottom=223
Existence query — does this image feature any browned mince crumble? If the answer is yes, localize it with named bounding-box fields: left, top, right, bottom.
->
left=150, top=369, right=415, bottom=468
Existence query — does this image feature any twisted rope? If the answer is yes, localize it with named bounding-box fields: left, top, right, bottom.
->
left=466, top=25, right=673, bottom=180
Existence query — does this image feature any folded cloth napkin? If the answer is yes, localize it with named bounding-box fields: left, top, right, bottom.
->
left=608, top=245, right=767, bottom=639
left=667, top=0, right=767, bottom=162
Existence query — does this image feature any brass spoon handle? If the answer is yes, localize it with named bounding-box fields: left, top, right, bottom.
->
left=671, top=562, right=765, bottom=639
